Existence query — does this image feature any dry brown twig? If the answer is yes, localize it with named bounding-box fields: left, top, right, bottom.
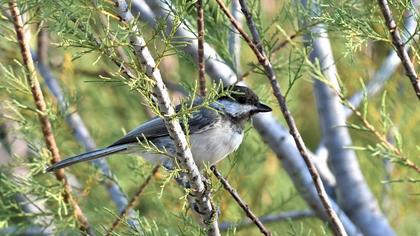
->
left=197, top=0, right=207, bottom=96
left=239, top=32, right=298, bottom=80
left=339, top=94, right=420, bottom=173
left=106, top=165, right=160, bottom=235
left=214, top=0, right=347, bottom=235
left=8, top=1, right=93, bottom=235
left=377, top=0, right=420, bottom=100
left=211, top=166, right=271, bottom=236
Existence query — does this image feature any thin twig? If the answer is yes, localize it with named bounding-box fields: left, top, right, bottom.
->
left=8, top=1, right=93, bottom=235
left=106, top=165, right=160, bottom=235
left=197, top=0, right=206, bottom=96
left=377, top=0, right=420, bottom=100
left=219, top=210, right=314, bottom=231
left=214, top=0, right=346, bottom=235
left=211, top=166, right=271, bottom=236
left=239, top=32, right=298, bottom=80
left=111, top=1, right=220, bottom=235
left=341, top=94, right=420, bottom=173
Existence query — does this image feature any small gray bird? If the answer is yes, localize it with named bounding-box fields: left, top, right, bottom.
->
left=46, top=85, right=272, bottom=172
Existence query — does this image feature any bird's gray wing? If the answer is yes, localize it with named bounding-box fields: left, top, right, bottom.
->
left=109, top=103, right=218, bottom=147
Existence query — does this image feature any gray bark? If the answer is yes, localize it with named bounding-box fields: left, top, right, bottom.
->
left=300, top=0, right=396, bottom=234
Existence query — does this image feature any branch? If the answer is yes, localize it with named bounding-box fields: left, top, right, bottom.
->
left=239, top=31, right=298, bottom=80
left=215, top=0, right=346, bottom=234
left=0, top=226, right=49, bottom=236
left=228, top=0, right=243, bottom=74
left=132, top=1, right=360, bottom=235
left=133, top=0, right=238, bottom=85
left=8, top=1, right=93, bottom=235
left=300, top=0, right=396, bottom=234
left=34, top=28, right=140, bottom=229
left=197, top=0, right=206, bottom=96
left=377, top=0, right=420, bottom=100
left=111, top=1, right=220, bottom=235
left=106, top=165, right=160, bottom=235
left=342, top=93, right=419, bottom=173
left=219, top=210, right=315, bottom=231
left=211, top=166, right=271, bottom=236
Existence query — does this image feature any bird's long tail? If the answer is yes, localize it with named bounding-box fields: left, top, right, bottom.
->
left=46, top=145, right=128, bottom=172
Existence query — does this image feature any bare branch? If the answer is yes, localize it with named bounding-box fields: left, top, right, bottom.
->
left=219, top=210, right=315, bottom=231
left=8, top=1, right=93, bottom=234
left=214, top=0, right=346, bottom=234
left=111, top=1, right=220, bottom=234
left=377, top=0, right=420, bottom=100
left=197, top=0, right=206, bottom=96
left=239, top=31, right=298, bottom=80
left=211, top=166, right=271, bottom=236
left=106, top=165, right=160, bottom=235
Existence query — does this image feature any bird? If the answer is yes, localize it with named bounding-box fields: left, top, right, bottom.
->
left=46, top=85, right=272, bottom=172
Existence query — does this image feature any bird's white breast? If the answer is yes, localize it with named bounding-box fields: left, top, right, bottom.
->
left=189, top=124, right=244, bottom=167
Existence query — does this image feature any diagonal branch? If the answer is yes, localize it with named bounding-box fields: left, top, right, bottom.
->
left=197, top=0, right=206, bottom=96
left=216, top=0, right=346, bottom=234
left=377, top=0, right=420, bottom=100
left=211, top=166, right=271, bottom=235
left=106, top=165, right=160, bottom=235
left=111, top=1, right=220, bottom=235
left=8, top=1, right=93, bottom=235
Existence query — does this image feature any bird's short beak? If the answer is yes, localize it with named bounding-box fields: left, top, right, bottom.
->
left=256, top=102, right=272, bottom=113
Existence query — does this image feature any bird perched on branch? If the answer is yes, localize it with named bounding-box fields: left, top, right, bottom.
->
left=46, top=85, right=272, bottom=172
